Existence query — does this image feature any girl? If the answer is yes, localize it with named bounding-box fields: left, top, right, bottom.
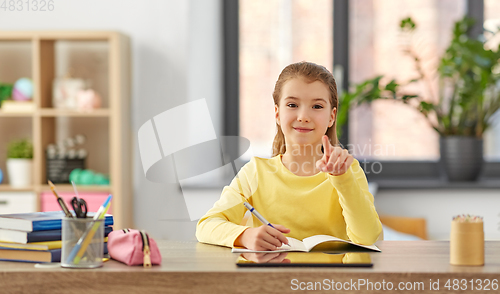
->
left=196, top=61, right=382, bottom=251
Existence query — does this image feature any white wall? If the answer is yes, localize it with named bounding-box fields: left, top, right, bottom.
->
left=0, top=0, right=222, bottom=240
left=375, top=189, right=500, bottom=240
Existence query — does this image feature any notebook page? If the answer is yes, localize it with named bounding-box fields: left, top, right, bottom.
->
left=276, top=237, right=307, bottom=251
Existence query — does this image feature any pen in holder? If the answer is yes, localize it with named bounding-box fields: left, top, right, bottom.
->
left=61, top=217, right=104, bottom=268
left=450, top=214, right=484, bottom=266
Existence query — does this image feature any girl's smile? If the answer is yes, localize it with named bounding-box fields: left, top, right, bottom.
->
left=293, top=127, right=313, bottom=133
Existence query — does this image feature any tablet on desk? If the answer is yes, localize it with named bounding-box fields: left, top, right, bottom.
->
left=236, top=252, right=373, bottom=267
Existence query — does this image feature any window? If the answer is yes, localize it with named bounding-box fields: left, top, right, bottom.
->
left=239, top=0, right=333, bottom=158
left=225, top=0, right=500, bottom=183
left=349, top=0, right=467, bottom=161
left=484, top=0, right=500, bottom=161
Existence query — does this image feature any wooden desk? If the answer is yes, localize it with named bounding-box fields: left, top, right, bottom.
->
left=1, top=241, right=500, bottom=294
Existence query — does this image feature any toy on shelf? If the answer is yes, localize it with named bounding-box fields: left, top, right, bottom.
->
left=12, top=78, right=33, bottom=101
left=76, top=89, right=102, bottom=111
left=69, top=168, right=110, bottom=186
left=53, top=77, right=88, bottom=109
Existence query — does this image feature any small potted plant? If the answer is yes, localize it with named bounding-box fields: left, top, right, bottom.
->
left=6, top=139, right=33, bottom=187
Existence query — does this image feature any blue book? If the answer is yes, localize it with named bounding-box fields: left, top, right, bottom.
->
left=0, top=243, right=109, bottom=263
left=0, top=211, right=113, bottom=232
left=0, top=226, right=113, bottom=244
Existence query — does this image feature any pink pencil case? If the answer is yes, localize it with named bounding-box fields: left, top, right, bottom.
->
left=107, top=228, right=162, bottom=267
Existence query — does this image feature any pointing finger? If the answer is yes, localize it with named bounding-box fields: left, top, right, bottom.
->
left=320, top=136, right=329, bottom=163
left=322, top=135, right=331, bottom=155
left=321, top=135, right=332, bottom=158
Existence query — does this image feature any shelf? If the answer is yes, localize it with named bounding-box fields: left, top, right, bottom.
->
left=38, top=108, right=110, bottom=117
left=38, top=184, right=111, bottom=193
left=0, top=31, right=118, bottom=41
left=0, top=31, right=131, bottom=228
left=0, top=184, right=111, bottom=193
left=0, top=109, right=110, bottom=117
left=0, top=32, right=33, bottom=41
left=0, top=110, right=34, bottom=117
left=0, top=184, right=35, bottom=192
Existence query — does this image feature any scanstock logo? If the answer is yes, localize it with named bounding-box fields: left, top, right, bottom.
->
left=138, top=99, right=254, bottom=221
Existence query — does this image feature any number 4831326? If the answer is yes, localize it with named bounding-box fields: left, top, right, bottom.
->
left=1, top=0, right=55, bottom=11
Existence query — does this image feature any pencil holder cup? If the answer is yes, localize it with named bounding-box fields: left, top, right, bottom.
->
left=450, top=220, right=484, bottom=266
left=61, top=217, right=104, bottom=268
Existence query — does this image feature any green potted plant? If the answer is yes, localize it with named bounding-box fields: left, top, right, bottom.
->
left=6, top=139, right=33, bottom=187
left=338, top=16, right=500, bottom=181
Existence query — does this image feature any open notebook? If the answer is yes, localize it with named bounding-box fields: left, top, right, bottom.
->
left=232, top=235, right=380, bottom=253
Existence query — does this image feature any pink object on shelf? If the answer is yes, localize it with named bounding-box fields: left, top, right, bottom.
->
left=40, top=192, right=113, bottom=214
left=76, top=89, right=102, bottom=111
left=12, top=88, right=30, bottom=101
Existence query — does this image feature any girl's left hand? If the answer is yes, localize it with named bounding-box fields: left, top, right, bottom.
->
left=316, top=135, right=354, bottom=176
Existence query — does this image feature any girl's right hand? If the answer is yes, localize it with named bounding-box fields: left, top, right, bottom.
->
left=236, top=224, right=290, bottom=251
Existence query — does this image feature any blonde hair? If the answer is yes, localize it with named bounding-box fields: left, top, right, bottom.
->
left=272, top=61, right=339, bottom=156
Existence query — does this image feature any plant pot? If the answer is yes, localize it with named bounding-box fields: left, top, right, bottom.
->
left=6, top=158, right=33, bottom=187
left=439, top=136, right=483, bottom=182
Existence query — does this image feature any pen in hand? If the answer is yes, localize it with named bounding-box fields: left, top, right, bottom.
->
left=243, top=202, right=290, bottom=247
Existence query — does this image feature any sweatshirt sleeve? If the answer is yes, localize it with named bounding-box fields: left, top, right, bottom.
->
left=195, top=158, right=258, bottom=248
left=327, top=159, right=382, bottom=245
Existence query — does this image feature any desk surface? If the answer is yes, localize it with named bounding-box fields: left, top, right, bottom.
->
left=1, top=241, right=500, bottom=293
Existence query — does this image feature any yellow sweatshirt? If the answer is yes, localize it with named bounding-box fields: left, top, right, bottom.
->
left=196, top=155, right=382, bottom=248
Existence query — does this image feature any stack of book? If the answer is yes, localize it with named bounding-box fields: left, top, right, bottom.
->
left=0, top=211, right=113, bottom=263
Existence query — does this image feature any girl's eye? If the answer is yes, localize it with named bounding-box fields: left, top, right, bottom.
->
left=287, top=103, right=297, bottom=108
left=313, top=105, right=324, bottom=109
